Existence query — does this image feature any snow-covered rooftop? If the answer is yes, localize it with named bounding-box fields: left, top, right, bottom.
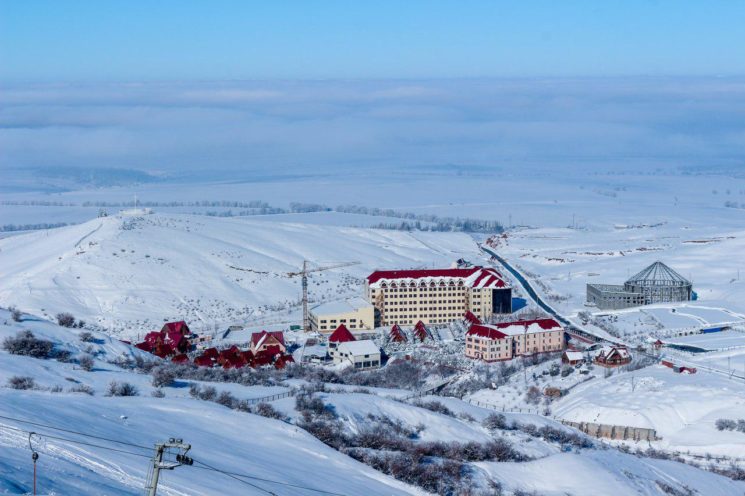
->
left=311, top=296, right=372, bottom=315
left=468, top=318, right=564, bottom=339
left=338, top=339, right=380, bottom=356
left=367, top=266, right=508, bottom=289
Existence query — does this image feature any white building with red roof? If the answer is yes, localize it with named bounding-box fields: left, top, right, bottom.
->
left=465, top=318, right=565, bottom=362
left=364, top=266, right=512, bottom=326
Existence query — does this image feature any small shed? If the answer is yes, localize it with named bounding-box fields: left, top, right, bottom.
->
left=562, top=350, right=584, bottom=366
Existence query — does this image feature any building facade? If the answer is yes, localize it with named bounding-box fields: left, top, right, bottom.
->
left=309, top=297, right=375, bottom=333
left=586, top=284, right=645, bottom=310
left=365, top=267, right=512, bottom=326
left=465, top=318, right=565, bottom=362
left=335, top=340, right=381, bottom=370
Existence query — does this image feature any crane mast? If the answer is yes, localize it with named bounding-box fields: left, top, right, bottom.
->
left=288, top=260, right=360, bottom=332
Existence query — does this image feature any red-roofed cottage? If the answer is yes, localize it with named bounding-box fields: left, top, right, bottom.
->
left=365, top=266, right=512, bottom=326
left=465, top=318, right=565, bottom=362
left=593, top=346, right=632, bottom=368
left=249, top=331, right=286, bottom=355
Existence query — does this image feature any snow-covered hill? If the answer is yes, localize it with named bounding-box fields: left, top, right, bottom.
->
left=2, top=309, right=744, bottom=495
left=0, top=309, right=420, bottom=495
left=0, top=212, right=479, bottom=338
left=553, top=364, right=745, bottom=459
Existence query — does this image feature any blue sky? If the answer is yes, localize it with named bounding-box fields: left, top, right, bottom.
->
left=1, top=0, right=745, bottom=81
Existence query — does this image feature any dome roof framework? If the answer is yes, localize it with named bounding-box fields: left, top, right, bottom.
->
left=624, top=261, right=692, bottom=304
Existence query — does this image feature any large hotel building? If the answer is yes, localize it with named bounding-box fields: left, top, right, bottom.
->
left=364, top=267, right=512, bottom=326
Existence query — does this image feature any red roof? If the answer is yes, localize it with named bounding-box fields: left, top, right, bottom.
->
left=161, top=321, right=190, bottom=335
left=144, top=331, right=161, bottom=346
left=171, top=354, right=190, bottom=363
left=135, top=342, right=152, bottom=352
left=467, top=318, right=563, bottom=340
left=367, top=266, right=506, bottom=288
left=328, top=324, right=356, bottom=343
left=367, top=268, right=481, bottom=284
left=202, top=347, right=219, bottom=360
left=414, top=321, right=429, bottom=342
left=274, top=354, right=295, bottom=369
left=389, top=324, right=407, bottom=343
left=491, top=318, right=561, bottom=331
left=467, top=324, right=508, bottom=340
left=194, top=355, right=214, bottom=367
left=464, top=311, right=481, bottom=325
left=251, top=330, right=285, bottom=347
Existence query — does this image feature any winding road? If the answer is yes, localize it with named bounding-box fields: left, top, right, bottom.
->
left=480, top=243, right=745, bottom=381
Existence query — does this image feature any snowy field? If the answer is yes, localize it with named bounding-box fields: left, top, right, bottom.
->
left=666, top=330, right=745, bottom=352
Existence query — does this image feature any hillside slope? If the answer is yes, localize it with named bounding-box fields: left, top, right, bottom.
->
left=1, top=310, right=744, bottom=495
left=0, top=212, right=479, bottom=337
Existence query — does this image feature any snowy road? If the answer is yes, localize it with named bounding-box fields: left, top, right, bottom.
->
left=481, top=244, right=745, bottom=382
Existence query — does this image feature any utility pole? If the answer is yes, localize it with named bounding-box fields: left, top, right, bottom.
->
left=145, top=439, right=193, bottom=496
left=302, top=260, right=309, bottom=333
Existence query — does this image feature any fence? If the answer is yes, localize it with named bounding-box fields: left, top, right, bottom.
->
left=464, top=399, right=542, bottom=415
left=562, top=420, right=659, bottom=441
left=245, top=389, right=296, bottom=405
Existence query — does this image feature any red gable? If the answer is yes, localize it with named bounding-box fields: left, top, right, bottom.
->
left=467, top=324, right=508, bottom=340
left=251, top=330, right=285, bottom=347
left=389, top=324, right=407, bottom=343
left=161, top=321, right=190, bottom=335
left=328, top=324, right=356, bottom=343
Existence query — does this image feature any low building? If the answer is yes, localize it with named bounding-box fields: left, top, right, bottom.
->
left=327, top=324, right=357, bottom=359
left=365, top=266, right=512, bottom=327
left=465, top=318, right=565, bottom=362
left=309, top=297, right=375, bottom=333
left=335, top=339, right=381, bottom=370
left=593, top=346, right=631, bottom=367
left=587, top=261, right=692, bottom=310
left=250, top=331, right=286, bottom=355
left=562, top=350, right=584, bottom=365
left=586, top=284, right=645, bottom=310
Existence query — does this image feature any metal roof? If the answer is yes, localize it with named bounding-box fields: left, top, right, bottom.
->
left=625, top=261, right=690, bottom=286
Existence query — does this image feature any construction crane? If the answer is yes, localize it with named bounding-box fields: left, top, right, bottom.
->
left=288, top=260, right=360, bottom=332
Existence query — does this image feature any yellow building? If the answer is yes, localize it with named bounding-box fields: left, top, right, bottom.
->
left=309, top=297, right=375, bottom=334
left=364, top=267, right=512, bottom=326
left=465, top=318, right=565, bottom=362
